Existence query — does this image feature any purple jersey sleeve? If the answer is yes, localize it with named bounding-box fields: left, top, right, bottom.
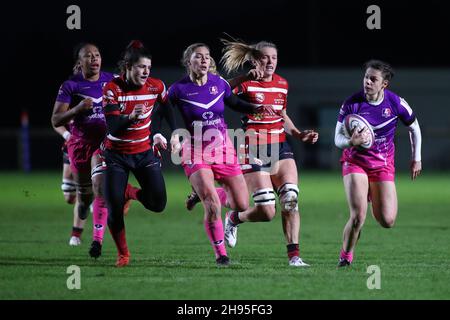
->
left=56, top=81, right=75, bottom=104
left=220, top=76, right=232, bottom=99
left=396, top=97, right=416, bottom=126
left=167, top=84, right=177, bottom=104
left=338, top=102, right=351, bottom=122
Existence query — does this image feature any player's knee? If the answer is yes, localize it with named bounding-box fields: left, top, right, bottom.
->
left=145, top=201, right=166, bottom=213
left=351, top=215, right=366, bottom=229
left=61, top=179, right=76, bottom=204
left=91, top=162, right=105, bottom=197
left=140, top=191, right=166, bottom=213
left=277, top=183, right=299, bottom=213
left=256, top=205, right=276, bottom=221
left=202, top=193, right=221, bottom=215
left=234, top=198, right=249, bottom=212
left=380, top=216, right=396, bottom=228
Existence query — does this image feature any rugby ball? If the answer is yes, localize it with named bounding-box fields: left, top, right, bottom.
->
left=343, top=114, right=374, bottom=149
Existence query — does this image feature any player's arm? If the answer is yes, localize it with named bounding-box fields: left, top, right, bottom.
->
left=52, top=124, right=71, bottom=141
left=152, top=99, right=178, bottom=134
left=282, top=110, right=318, bottom=144
left=398, top=97, right=422, bottom=180
left=152, top=99, right=179, bottom=151
left=104, top=103, right=142, bottom=136
left=51, top=99, right=93, bottom=127
left=407, top=118, right=422, bottom=180
left=227, top=68, right=264, bottom=89
left=334, top=121, right=369, bottom=149
left=224, top=93, right=275, bottom=115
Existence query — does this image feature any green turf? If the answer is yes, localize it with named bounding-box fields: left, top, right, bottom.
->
left=0, top=171, right=449, bottom=300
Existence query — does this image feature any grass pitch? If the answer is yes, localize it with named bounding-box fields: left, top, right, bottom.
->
left=0, top=170, right=449, bottom=300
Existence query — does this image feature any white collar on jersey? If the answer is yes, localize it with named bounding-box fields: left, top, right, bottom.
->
left=366, top=90, right=385, bottom=106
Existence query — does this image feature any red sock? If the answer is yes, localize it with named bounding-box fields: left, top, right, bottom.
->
left=71, top=227, right=83, bottom=238
left=229, top=211, right=242, bottom=225
left=287, top=243, right=299, bottom=259
left=110, top=228, right=129, bottom=256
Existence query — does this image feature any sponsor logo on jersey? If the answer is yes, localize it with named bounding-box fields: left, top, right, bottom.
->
left=202, top=111, right=214, bottom=120
left=255, top=93, right=265, bottom=103
left=209, top=85, right=218, bottom=95
left=382, top=108, right=392, bottom=118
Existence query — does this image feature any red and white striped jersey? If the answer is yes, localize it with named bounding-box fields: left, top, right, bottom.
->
left=102, top=76, right=167, bottom=154
left=233, top=73, right=288, bottom=144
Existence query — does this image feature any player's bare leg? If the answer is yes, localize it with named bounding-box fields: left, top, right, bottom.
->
left=369, top=181, right=398, bottom=228
left=70, top=170, right=94, bottom=246
left=238, top=172, right=276, bottom=222
left=62, top=163, right=76, bottom=204
left=340, top=173, right=369, bottom=266
left=271, top=159, right=308, bottom=266
left=224, top=171, right=275, bottom=248
left=190, top=169, right=229, bottom=266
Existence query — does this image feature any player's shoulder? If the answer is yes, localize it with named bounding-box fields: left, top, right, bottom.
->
left=146, top=77, right=166, bottom=90
left=216, top=74, right=232, bottom=89
left=61, top=72, right=83, bottom=90
left=343, top=90, right=365, bottom=106
left=99, top=71, right=116, bottom=82
left=103, top=76, right=124, bottom=93
left=272, top=73, right=288, bottom=88
left=384, top=89, right=401, bottom=105
left=171, top=75, right=190, bottom=88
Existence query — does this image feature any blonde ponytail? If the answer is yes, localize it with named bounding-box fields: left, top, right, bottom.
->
left=220, top=39, right=261, bottom=74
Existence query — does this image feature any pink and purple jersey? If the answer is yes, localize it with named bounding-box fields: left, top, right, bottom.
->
left=338, top=89, right=416, bottom=169
left=56, top=71, right=115, bottom=143
left=168, top=73, right=236, bottom=164
left=168, top=73, right=231, bottom=138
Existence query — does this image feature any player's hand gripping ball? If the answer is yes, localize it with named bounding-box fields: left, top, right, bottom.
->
left=344, top=114, right=375, bottom=149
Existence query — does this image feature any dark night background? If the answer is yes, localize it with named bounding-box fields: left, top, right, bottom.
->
left=2, top=0, right=450, bottom=128
left=1, top=0, right=450, bottom=170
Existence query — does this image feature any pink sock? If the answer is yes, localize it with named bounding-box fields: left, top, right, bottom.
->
left=216, top=187, right=228, bottom=208
left=92, top=196, right=108, bottom=243
left=204, top=219, right=227, bottom=259
left=340, top=249, right=354, bottom=263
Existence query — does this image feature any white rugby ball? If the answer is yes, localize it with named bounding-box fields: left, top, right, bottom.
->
left=344, top=114, right=374, bottom=149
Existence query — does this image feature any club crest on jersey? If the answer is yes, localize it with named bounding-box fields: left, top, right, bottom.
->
left=202, top=111, right=214, bottom=120
left=255, top=93, right=265, bottom=103
left=209, top=86, right=218, bottom=95
left=382, top=108, right=392, bottom=118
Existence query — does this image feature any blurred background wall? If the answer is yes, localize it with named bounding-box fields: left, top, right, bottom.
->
left=1, top=0, right=449, bottom=172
